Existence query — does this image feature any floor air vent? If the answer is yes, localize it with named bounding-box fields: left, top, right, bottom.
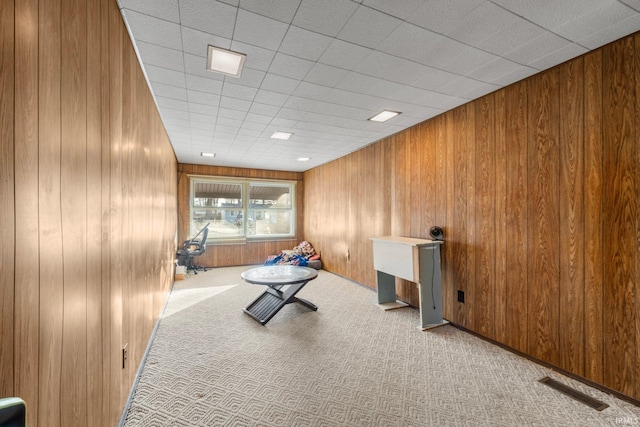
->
left=539, top=377, right=608, bottom=411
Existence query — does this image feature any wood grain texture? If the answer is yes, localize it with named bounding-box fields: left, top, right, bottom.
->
left=60, top=0, right=89, bottom=423
left=504, top=82, right=528, bottom=353
left=38, top=0, right=64, bottom=424
left=474, top=94, right=496, bottom=339
left=14, top=1, right=40, bottom=424
left=602, top=37, right=636, bottom=397
left=4, top=0, right=178, bottom=424
left=558, top=58, right=585, bottom=375
left=583, top=49, right=604, bottom=385
left=526, top=70, right=560, bottom=366
left=493, top=90, right=507, bottom=344
left=443, top=111, right=456, bottom=319
left=0, top=0, right=15, bottom=398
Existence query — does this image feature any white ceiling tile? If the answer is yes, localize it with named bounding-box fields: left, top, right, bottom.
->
left=179, top=0, right=237, bottom=38
left=335, top=72, right=382, bottom=94
left=303, top=63, right=349, bottom=87
left=578, top=13, right=640, bottom=49
left=492, top=0, right=603, bottom=31
left=156, top=96, right=189, bottom=111
left=460, top=82, right=501, bottom=100
left=318, top=39, right=372, bottom=70
left=183, top=54, right=225, bottom=81
left=120, top=0, right=180, bottom=22
left=162, top=110, right=190, bottom=121
left=189, top=103, right=218, bottom=115
left=322, top=89, right=383, bottom=110
left=621, top=0, right=640, bottom=11
left=217, top=117, right=244, bottom=128
left=218, top=109, right=247, bottom=120
left=293, top=82, right=332, bottom=100
left=136, top=42, right=184, bottom=72
left=554, top=1, right=635, bottom=42
left=268, top=53, right=315, bottom=79
left=181, top=27, right=231, bottom=57
left=467, top=57, right=529, bottom=83
left=432, top=45, right=498, bottom=75
left=220, top=96, right=252, bottom=111
left=222, top=82, right=259, bottom=100
left=233, top=68, right=266, bottom=89
left=121, top=10, right=182, bottom=50
left=504, top=32, right=572, bottom=68
left=187, top=90, right=221, bottom=106
left=230, top=41, right=277, bottom=71
left=270, top=118, right=298, bottom=128
left=438, top=76, right=492, bottom=98
left=150, top=82, right=188, bottom=101
left=280, top=26, right=334, bottom=61
left=145, top=65, right=186, bottom=87
left=377, top=23, right=441, bottom=64
left=410, top=90, right=463, bottom=110
left=489, top=66, right=538, bottom=86
left=259, top=74, right=300, bottom=95
left=219, top=0, right=240, bottom=6
left=442, top=2, right=520, bottom=46
left=190, top=112, right=216, bottom=123
left=362, top=0, right=425, bottom=20
left=528, top=43, right=588, bottom=70
left=473, top=18, right=546, bottom=57
left=253, top=90, right=290, bottom=107
left=234, top=9, right=289, bottom=50
left=186, top=74, right=223, bottom=94
left=293, top=0, right=359, bottom=36
left=239, top=0, right=302, bottom=23
left=245, top=113, right=272, bottom=124
left=337, top=6, right=403, bottom=49
left=407, top=0, right=484, bottom=34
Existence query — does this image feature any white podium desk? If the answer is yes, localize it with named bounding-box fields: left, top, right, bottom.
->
left=370, top=236, right=447, bottom=330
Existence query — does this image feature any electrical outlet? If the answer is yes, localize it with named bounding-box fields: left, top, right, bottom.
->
left=122, top=343, right=128, bottom=369
left=457, top=290, right=465, bottom=303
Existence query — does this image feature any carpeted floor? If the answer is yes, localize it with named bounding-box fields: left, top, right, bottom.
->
left=122, top=266, right=640, bottom=426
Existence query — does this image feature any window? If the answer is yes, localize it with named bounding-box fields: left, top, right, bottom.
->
left=189, top=177, right=295, bottom=243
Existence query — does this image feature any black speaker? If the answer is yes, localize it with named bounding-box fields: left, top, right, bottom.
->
left=429, top=226, right=444, bottom=241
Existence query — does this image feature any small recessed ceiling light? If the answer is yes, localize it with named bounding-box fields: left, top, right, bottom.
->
left=271, top=131, right=293, bottom=140
left=368, top=110, right=401, bottom=122
left=206, top=45, right=246, bottom=77
left=201, top=152, right=216, bottom=157
left=297, top=157, right=310, bottom=162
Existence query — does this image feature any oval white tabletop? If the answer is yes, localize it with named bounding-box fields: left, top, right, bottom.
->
left=241, top=265, right=318, bottom=286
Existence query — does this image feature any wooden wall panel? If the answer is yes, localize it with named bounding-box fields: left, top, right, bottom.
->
left=4, top=0, right=178, bottom=425
left=602, top=37, right=637, bottom=397
left=0, top=0, right=15, bottom=399
left=526, top=70, right=560, bottom=366
left=584, top=49, right=604, bottom=385
left=493, top=90, right=507, bottom=344
left=504, top=81, right=528, bottom=353
left=558, top=59, right=585, bottom=375
left=14, top=1, right=40, bottom=425
left=61, top=0, right=89, bottom=424
left=38, top=0, right=64, bottom=424
left=474, top=94, right=496, bottom=339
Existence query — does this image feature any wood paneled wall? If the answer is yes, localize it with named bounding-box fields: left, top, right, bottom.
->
left=0, top=0, right=178, bottom=426
left=304, top=33, right=640, bottom=400
left=177, top=164, right=304, bottom=267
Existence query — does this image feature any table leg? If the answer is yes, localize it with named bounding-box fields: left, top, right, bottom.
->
left=243, top=279, right=316, bottom=325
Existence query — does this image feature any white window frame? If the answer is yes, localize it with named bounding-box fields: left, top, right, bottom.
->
left=189, top=175, right=296, bottom=244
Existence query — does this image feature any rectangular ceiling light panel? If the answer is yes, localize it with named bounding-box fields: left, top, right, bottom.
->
left=207, top=45, right=247, bottom=77
left=368, top=110, right=401, bottom=122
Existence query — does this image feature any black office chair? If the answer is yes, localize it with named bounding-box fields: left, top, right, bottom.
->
left=178, top=224, right=209, bottom=274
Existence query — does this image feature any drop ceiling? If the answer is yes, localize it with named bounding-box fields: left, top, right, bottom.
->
left=118, top=0, right=640, bottom=172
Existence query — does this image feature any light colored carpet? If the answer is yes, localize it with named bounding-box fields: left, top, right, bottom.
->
left=123, top=266, right=640, bottom=426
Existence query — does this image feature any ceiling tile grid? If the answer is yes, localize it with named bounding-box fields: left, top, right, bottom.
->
left=118, top=0, right=640, bottom=171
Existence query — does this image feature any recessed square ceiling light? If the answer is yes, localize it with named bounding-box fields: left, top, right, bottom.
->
left=368, top=110, right=401, bottom=122
left=271, top=131, right=293, bottom=140
left=206, top=45, right=246, bottom=77
left=297, top=157, right=310, bottom=162
left=201, top=152, right=216, bottom=157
